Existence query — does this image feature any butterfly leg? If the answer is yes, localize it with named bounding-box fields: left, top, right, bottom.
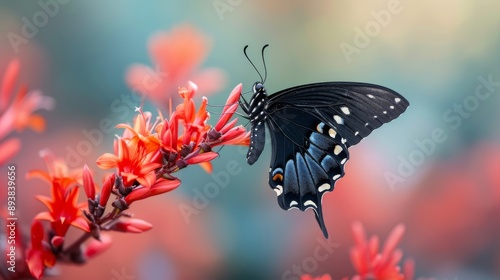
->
left=239, top=95, right=251, bottom=115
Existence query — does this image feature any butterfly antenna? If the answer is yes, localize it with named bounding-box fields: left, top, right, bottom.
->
left=244, top=45, right=264, bottom=83
left=261, top=44, right=269, bottom=84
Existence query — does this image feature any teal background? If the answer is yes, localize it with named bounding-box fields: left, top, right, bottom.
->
left=1, top=1, right=500, bottom=279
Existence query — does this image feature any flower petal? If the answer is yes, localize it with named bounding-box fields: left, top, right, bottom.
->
left=82, top=165, right=96, bottom=199
left=149, top=179, right=181, bottom=196
left=199, top=161, right=213, bottom=174
left=85, top=233, right=112, bottom=259
left=186, top=151, right=218, bottom=165
left=381, top=224, right=405, bottom=262
left=1, top=59, right=20, bottom=110
left=110, top=218, right=153, bottom=233
left=96, top=153, right=120, bottom=169
left=0, top=137, right=20, bottom=165
left=71, top=217, right=91, bottom=233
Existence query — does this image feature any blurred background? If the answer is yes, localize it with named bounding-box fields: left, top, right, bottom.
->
left=1, top=0, right=500, bottom=279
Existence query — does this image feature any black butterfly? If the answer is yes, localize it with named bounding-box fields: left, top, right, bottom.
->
left=239, top=45, right=409, bottom=238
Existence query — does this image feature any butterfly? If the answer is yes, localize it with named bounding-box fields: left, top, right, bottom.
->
left=238, top=45, right=409, bottom=238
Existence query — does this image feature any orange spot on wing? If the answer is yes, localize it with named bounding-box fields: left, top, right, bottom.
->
left=273, top=173, right=283, bottom=181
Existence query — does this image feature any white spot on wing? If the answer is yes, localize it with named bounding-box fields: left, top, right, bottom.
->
left=340, top=158, right=347, bottom=165
left=341, top=107, right=350, bottom=115
left=290, top=201, right=298, bottom=207
left=341, top=138, right=347, bottom=144
left=328, top=128, right=337, bottom=138
left=316, top=122, right=324, bottom=133
left=304, top=200, right=317, bottom=208
left=274, top=185, right=283, bottom=196
left=333, top=145, right=343, bottom=155
left=367, top=94, right=374, bottom=99
left=390, top=105, right=395, bottom=109
left=333, top=115, right=344, bottom=125
left=333, top=174, right=341, bottom=180
left=395, top=98, right=401, bottom=103
left=354, top=131, right=359, bottom=136
left=318, top=183, right=330, bottom=192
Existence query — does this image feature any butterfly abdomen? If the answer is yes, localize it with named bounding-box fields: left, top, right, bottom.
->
left=246, top=83, right=269, bottom=165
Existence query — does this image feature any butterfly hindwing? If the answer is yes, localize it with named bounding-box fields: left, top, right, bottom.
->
left=266, top=105, right=350, bottom=238
left=263, top=82, right=408, bottom=238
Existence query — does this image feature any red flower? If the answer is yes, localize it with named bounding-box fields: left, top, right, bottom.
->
left=123, top=178, right=181, bottom=204
left=34, top=181, right=90, bottom=236
left=83, top=234, right=112, bottom=259
left=208, top=83, right=250, bottom=147
left=125, top=24, right=226, bottom=109
left=109, top=218, right=153, bottom=233
left=302, top=222, right=431, bottom=280
left=25, top=220, right=56, bottom=280
left=82, top=164, right=97, bottom=200
left=301, top=274, right=334, bottom=280
left=27, top=151, right=89, bottom=236
left=97, top=136, right=162, bottom=188
left=96, top=82, right=248, bottom=205
left=0, top=59, right=54, bottom=164
left=349, top=221, right=406, bottom=280
left=27, top=149, right=82, bottom=191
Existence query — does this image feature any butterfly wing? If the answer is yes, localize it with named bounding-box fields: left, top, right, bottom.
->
left=265, top=82, right=409, bottom=238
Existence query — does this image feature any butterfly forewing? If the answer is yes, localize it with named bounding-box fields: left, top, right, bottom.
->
left=262, top=82, right=409, bottom=238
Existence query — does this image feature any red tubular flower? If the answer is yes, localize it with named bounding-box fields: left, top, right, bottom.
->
left=350, top=221, right=405, bottom=280
left=214, top=83, right=242, bottom=131
left=95, top=82, right=248, bottom=205
left=0, top=138, right=20, bottom=166
left=0, top=59, right=54, bottom=165
left=25, top=220, right=56, bottom=280
left=124, top=179, right=181, bottom=204
left=301, top=222, right=433, bottom=280
left=84, top=234, right=112, bottom=259
left=116, top=109, right=161, bottom=147
left=97, top=136, right=161, bottom=188
left=99, top=173, right=115, bottom=207
left=185, top=151, right=219, bottom=165
left=34, top=182, right=90, bottom=236
left=109, top=218, right=153, bottom=233
left=27, top=151, right=89, bottom=236
left=82, top=165, right=96, bottom=200
left=27, top=149, right=82, bottom=191
left=125, top=24, right=226, bottom=109
left=301, top=274, right=333, bottom=280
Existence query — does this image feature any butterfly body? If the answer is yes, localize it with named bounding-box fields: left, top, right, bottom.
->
left=240, top=81, right=409, bottom=238
left=246, top=82, right=269, bottom=165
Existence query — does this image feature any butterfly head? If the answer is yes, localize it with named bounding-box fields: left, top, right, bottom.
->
left=252, top=81, right=266, bottom=95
